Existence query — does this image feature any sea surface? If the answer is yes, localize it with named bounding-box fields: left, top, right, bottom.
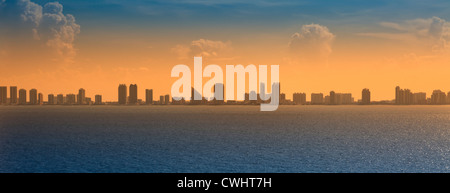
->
left=0, top=105, right=449, bottom=173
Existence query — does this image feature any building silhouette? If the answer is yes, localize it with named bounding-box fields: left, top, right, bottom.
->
left=395, top=86, right=417, bottom=105
left=10, top=86, right=17, bottom=104
left=18, top=89, right=26, bottom=105
left=329, top=91, right=336, bottom=105
left=66, top=94, right=76, bottom=104
left=38, top=93, right=43, bottom=105
left=279, top=93, right=286, bottom=104
left=164, top=94, right=170, bottom=105
left=413, top=92, right=427, bottom=104
left=0, top=86, right=6, bottom=104
left=95, top=95, right=102, bottom=105
left=361, top=88, right=371, bottom=105
left=395, top=86, right=400, bottom=104
left=57, top=94, right=64, bottom=105
left=29, top=89, right=37, bottom=105
left=48, top=94, right=55, bottom=105
left=159, top=95, right=164, bottom=105
left=447, top=92, right=450, bottom=104
left=341, top=93, right=353, bottom=104
left=85, top=97, right=92, bottom=105
left=78, top=88, right=86, bottom=105
left=311, top=93, right=324, bottom=105
left=145, top=89, right=153, bottom=105
left=214, top=83, right=224, bottom=104
left=190, top=87, right=201, bottom=105
left=431, top=90, right=446, bottom=105
left=129, top=84, right=138, bottom=104
left=292, top=93, right=306, bottom=105
left=118, top=84, right=127, bottom=105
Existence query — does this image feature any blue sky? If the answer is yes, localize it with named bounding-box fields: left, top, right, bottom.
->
left=25, top=0, right=450, bottom=31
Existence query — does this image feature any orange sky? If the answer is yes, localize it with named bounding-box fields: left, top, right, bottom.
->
left=1, top=1, right=450, bottom=102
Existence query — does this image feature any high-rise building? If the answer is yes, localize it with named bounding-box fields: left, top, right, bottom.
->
left=66, top=94, right=76, bottom=104
left=413, top=92, right=427, bottom=104
left=145, top=89, right=153, bottom=105
left=128, top=84, right=138, bottom=104
left=0, top=86, right=6, bottom=104
left=329, top=91, right=336, bottom=105
left=311, top=93, right=323, bottom=105
left=29, top=89, right=37, bottom=105
left=78, top=88, right=86, bottom=105
left=279, top=93, right=286, bottom=104
left=214, top=83, right=224, bottom=104
left=57, top=94, right=64, bottom=105
left=340, top=93, right=353, bottom=104
left=395, top=86, right=414, bottom=105
left=447, top=92, right=450, bottom=104
left=361, top=88, right=371, bottom=105
left=38, top=93, right=43, bottom=105
left=395, top=86, right=400, bottom=104
left=160, top=95, right=164, bottom=105
left=19, top=89, right=27, bottom=105
left=118, top=84, right=127, bottom=105
left=324, top=95, right=330, bottom=104
left=405, top=89, right=413, bottom=104
left=85, top=97, right=92, bottom=105
left=48, top=94, right=55, bottom=105
left=95, top=95, right=102, bottom=105
left=431, top=90, right=446, bottom=105
left=190, top=87, right=201, bottom=105
left=164, top=94, right=170, bottom=105
left=293, top=93, right=306, bottom=105
left=10, top=86, right=17, bottom=104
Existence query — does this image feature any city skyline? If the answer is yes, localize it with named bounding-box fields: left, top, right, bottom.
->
left=1, top=84, right=450, bottom=106
left=2, top=1, right=450, bottom=102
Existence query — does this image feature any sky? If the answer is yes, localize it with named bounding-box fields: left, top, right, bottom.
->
left=1, top=0, right=450, bottom=101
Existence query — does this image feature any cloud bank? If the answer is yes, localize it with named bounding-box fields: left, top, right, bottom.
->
left=0, top=0, right=80, bottom=65
left=289, top=23, right=335, bottom=64
left=359, top=16, right=450, bottom=54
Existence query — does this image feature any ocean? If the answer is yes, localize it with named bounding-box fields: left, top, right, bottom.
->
left=0, top=105, right=449, bottom=173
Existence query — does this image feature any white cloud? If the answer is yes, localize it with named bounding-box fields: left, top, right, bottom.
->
left=172, top=39, right=232, bottom=59
left=289, top=23, right=335, bottom=63
left=361, top=16, right=450, bottom=54
left=1, top=0, right=80, bottom=63
left=18, top=0, right=42, bottom=26
left=39, top=2, right=80, bottom=59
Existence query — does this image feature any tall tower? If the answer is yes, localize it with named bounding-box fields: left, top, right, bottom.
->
left=48, top=94, right=55, bottom=105
left=160, top=95, right=164, bottom=105
left=330, top=91, right=336, bottom=105
left=361, top=88, right=371, bottom=105
left=118, top=84, right=127, bottom=105
left=38, top=93, right=44, bottom=105
left=145, top=89, right=153, bottom=105
left=395, top=86, right=400, bottom=105
left=19, top=89, right=27, bottom=105
left=214, top=83, right=224, bottom=104
left=29, top=89, right=37, bottom=105
left=57, top=94, right=64, bottom=105
left=164, top=94, right=170, bottom=105
left=95, top=95, right=102, bottom=105
left=0, top=86, right=6, bottom=104
left=10, top=86, right=17, bottom=104
left=78, top=88, right=86, bottom=105
left=129, top=84, right=138, bottom=104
